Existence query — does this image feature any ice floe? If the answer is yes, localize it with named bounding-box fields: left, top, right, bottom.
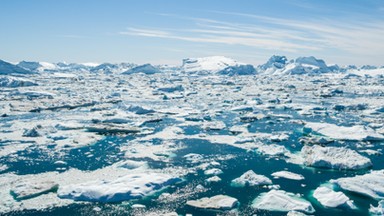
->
left=301, top=145, right=372, bottom=170
left=271, top=171, right=305, bottom=180
left=312, top=186, right=355, bottom=208
left=231, top=170, right=272, bottom=187
left=252, top=189, right=315, bottom=214
left=330, top=170, right=384, bottom=199
left=186, top=195, right=238, bottom=210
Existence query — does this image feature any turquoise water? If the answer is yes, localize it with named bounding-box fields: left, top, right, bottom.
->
left=1, top=109, right=383, bottom=215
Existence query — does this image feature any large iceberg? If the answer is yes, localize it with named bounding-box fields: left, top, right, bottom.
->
left=0, top=76, right=37, bottom=87
left=182, top=56, right=239, bottom=74
left=217, top=64, right=257, bottom=76
left=57, top=173, right=181, bottom=202
left=301, top=145, right=372, bottom=170
left=122, top=64, right=160, bottom=75
left=330, top=170, right=384, bottom=199
left=252, top=190, right=315, bottom=214
left=313, top=186, right=355, bottom=208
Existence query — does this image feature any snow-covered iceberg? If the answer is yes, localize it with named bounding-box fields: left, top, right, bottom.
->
left=57, top=173, right=181, bottom=202
left=122, top=64, right=160, bottom=75
left=303, top=122, right=384, bottom=141
left=186, top=195, right=238, bottom=210
left=330, top=170, right=384, bottom=199
left=252, top=190, right=315, bottom=214
left=301, top=145, right=372, bottom=170
left=182, top=56, right=239, bottom=74
left=231, top=170, right=272, bottom=187
left=0, top=76, right=37, bottom=87
left=312, top=186, right=355, bottom=208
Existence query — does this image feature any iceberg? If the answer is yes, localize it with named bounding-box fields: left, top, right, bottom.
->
left=330, top=170, right=384, bottom=199
left=186, top=195, right=238, bottom=210
left=304, top=122, right=384, bottom=141
left=252, top=190, right=315, bottom=214
left=182, top=56, right=239, bottom=74
left=0, top=76, right=37, bottom=87
left=301, top=145, right=372, bottom=170
left=57, top=173, right=181, bottom=202
left=271, top=171, right=304, bottom=180
left=313, top=186, right=355, bottom=208
left=231, top=170, right=272, bottom=187
left=122, top=64, right=160, bottom=75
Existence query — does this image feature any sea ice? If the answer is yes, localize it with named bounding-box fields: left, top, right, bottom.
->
left=57, top=172, right=181, bottom=202
left=186, top=195, right=238, bottom=210
left=304, top=122, right=384, bottom=141
left=301, top=145, right=372, bottom=170
left=231, top=170, right=272, bottom=187
left=252, top=190, right=315, bottom=214
left=313, top=186, right=355, bottom=208
left=271, top=171, right=304, bottom=180
left=330, top=170, right=384, bottom=199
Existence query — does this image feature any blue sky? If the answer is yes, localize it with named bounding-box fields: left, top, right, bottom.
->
left=1, top=0, right=383, bottom=65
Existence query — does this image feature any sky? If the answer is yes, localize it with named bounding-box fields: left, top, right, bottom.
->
left=1, top=0, right=384, bottom=66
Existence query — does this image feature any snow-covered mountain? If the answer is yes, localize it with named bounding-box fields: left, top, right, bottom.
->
left=0, top=60, right=35, bottom=75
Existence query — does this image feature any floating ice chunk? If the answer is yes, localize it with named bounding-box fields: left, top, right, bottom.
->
left=370, top=200, right=384, bottom=215
left=257, top=144, right=288, bottom=157
left=301, top=145, right=372, bottom=170
left=270, top=133, right=289, bottom=142
left=206, top=176, right=222, bottom=183
left=330, top=170, right=384, bottom=199
left=231, top=170, right=272, bottom=187
left=229, top=125, right=248, bottom=134
left=313, top=186, right=355, bottom=208
left=252, top=190, right=315, bottom=214
left=217, top=64, right=257, bottom=76
left=57, top=173, right=181, bottom=202
left=231, top=105, right=253, bottom=112
left=11, top=180, right=58, bottom=201
left=183, top=153, right=204, bottom=164
left=271, top=171, right=304, bottom=180
left=186, top=195, right=239, bottom=210
left=204, top=168, right=223, bottom=176
left=304, top=122, right=384, bottom=141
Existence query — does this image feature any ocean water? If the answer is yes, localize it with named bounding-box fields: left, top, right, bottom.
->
left=1, top=108, right=383, bottom=216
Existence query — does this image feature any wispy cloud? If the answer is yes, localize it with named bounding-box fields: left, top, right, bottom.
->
left=121, top=11, right=384, bottom=58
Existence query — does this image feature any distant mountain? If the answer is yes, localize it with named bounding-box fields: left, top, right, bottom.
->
left=0, top=60, right=35, bottom=75
left=182, top=56, right=239, bottom=74
left=122, top=64, right=160, bottom=75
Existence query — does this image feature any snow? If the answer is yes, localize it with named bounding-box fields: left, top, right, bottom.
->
left=313, top=186, right=355, bottom=208
left=252, top=190, right=315, bottom=214
left=271, top=171, right=304, bottom=180
left=301, top=145, right=372, bottom=170
left=304, top=122, right=384, bottom=141
left=186, top=195, right=238, bottom=210
left=231, top=170, right=272, bottom=187
left=57, top=172, right=181, bottom=202
left=330, top=170, right=384, bottom=199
